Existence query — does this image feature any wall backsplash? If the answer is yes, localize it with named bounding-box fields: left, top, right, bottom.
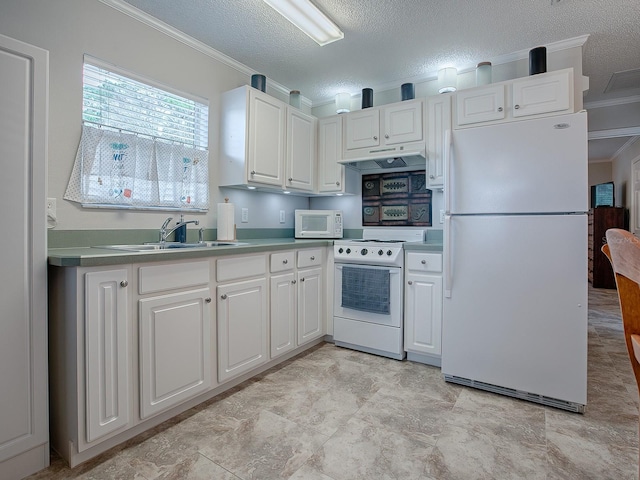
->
left=362, top=170, right=432, bottom=226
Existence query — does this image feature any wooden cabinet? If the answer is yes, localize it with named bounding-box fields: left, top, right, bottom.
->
left=589, top=207, right=625, bottom=288
left=454, top=68, right=574, bottom=128
left=219, top=85, right=315, bottom=193
left=343, top=99, right=425, bottom=160
left=404, top=252, right=443, bottom=366
left=427, top=94, right=452, bottom=187
left=217, top=254, right=269, bottom=382
left=85, top=269, right=131, bottom=442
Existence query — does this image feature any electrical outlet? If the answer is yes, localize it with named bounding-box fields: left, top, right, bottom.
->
left=47, top=198, right=57, bottom=219
left=279, top=210, right=285, bottom=223
left=440, top=209, right=445, bottom=224
left=241, top=207, right=249, bottom=223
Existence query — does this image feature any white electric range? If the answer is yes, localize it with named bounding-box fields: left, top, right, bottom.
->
left=333, top=228, right=425, bottom=360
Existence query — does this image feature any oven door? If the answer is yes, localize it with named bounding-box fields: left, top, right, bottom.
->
left=334, top=263, right=403, bottom=327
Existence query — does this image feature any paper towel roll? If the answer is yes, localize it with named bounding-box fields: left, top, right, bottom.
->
left=217, top=198, right=235, bottom=241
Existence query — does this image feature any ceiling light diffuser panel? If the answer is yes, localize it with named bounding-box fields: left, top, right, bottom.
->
left=263, top=0, right=344, bottom=46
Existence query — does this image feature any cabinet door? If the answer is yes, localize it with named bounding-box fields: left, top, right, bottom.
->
left=139, top=288, right=212, bottom=419
left=297, top=267, right=324, bottom=345
left=383, top=100, right=423, bottom=145
left=217, top=278, right=268, bottom=382
left=85, top=269, right=130, bottom=444
left=427, top=95, right=451, bottom=187
left=248, top=90, right=286, bottom=187
left=286, top=108, right=316, bottom=191
left=404, top=273, right=443, bottom=356
left=455, top=84, right=506, bottom=126
left=270, top=273, right=296, bottom=359
left=317, top=115, right=345, bottom=193
left=344, top=108, right=380, bottom=151
left=512, top=70, right=571, bottom=118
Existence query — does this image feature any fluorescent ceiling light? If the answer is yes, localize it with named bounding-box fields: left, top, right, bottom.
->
left=264, top=0, right=344, bottom=46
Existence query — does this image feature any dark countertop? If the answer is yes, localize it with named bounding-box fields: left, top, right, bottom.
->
left=48, top=238, right=333, bottom=267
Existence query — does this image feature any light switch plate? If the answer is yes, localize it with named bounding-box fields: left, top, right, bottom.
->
left=440, top=209, right=445, bottom=223
left=241, top=207, right=248, bottom=223
left=47, top=198, right=56, bottom=219
left=279, top=210, right=285, bottom=223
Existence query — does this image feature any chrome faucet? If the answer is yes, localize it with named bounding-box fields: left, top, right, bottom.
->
left=159, top=216, right=199, bottom=243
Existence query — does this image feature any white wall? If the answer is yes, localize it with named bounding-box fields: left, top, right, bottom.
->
left=588, top=162, right=613, bottom=186
left=0, top=0, right=309, bottom=232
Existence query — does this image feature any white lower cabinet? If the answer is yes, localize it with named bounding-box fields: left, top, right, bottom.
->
left=404, top=252, right=443, bottom=366
left=217, top=278, right=269, bottom=382
left=270, top=272, right=297, bottom=358
left=139, top=288, right=212, bottom=419
left=297, top=267, right=323, bottom=345
left=84, top=268, right=131, bottom=444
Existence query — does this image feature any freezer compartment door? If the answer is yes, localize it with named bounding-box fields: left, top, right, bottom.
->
left=442, top=214, right=587, bottom=405
left=449, top=112, right=587, bottom=214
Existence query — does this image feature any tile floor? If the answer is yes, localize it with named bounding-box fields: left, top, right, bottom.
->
left=30, top=287, right=639, bottom=479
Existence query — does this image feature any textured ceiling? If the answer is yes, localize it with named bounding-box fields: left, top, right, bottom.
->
left=120, top=0, right=640, bottom=160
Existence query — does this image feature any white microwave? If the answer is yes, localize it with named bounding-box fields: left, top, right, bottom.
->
left=295, top=210, right=343, bottom=239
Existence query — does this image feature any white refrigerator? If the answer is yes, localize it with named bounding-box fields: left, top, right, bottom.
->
left=441, top=112, right=588, bottom=412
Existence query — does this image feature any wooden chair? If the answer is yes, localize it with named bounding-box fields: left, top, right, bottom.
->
left=602, top=228, right=640, bottom=476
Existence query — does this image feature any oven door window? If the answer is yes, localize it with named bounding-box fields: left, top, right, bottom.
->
left=334, top=264, right=403, bottom=328
left=341, top=265, right=390, bottom=314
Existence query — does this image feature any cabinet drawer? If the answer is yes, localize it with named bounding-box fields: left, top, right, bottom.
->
left=139, top=260, right=210, bottom=294
left=297, top=248, right=322, bottom=268
left=406, top=252, right=442, bottom=273
left=270, top=251, right=295, bottom=273
left=217, top=254, right=266, bottom=282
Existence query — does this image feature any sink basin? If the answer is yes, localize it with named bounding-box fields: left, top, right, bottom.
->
left=96, top=241, right=247, bottom=252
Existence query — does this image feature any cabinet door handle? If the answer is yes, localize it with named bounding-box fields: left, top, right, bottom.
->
left=205, top=297, right=212, bottom=303
left=514, top=105, right=520, bottom=110
left=310, top=256, right=315, bottom=261
left=291, top=279, right=297, bottom=284
left=373, top=136, right=378, bottom=140
left=220, top=294, right=227, bottom=300
left=120, top=280, right=128, bottom=288
left=385, top=134, right=389, bottom=139
left=300, top=277, right=305, bottom=282
left=429, top=174, right=435, bottom=179
left=421, top=259, right=426, bottom=265
left=498, top=106, right=503, bottom=112
left=250, top=170, right=256, bottom=175
left=408, top=280, right=413, bottom=285
left=288, top=177, right=293, bottom=182
left=336, top=181, right=340, bottom=186
left=283, top=259, right=288, bottom=264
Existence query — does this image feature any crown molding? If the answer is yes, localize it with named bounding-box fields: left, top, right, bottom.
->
left=589, top=126, right=640, bottom=140
left=584, top=95, right=640, bottom=109
left=98, top=0, right=302, bottom=103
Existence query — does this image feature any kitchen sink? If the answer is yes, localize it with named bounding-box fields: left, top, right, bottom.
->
left=96, top=241, right=247, bottom=251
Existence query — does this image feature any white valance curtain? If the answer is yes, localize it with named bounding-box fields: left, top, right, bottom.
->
left=64, top=124, right=209, bottom=210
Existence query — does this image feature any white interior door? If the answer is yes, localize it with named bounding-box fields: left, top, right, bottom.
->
left=0, top=34, right=49, bottom=473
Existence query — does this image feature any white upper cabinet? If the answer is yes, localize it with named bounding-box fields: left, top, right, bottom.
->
left=454, top=68, right=574, bottom=128
left=219, top=86, right=316, bottom=193
left=286, top=107, right=316, bottom=191
left=343, top=99, right=425, bottom=160
left=427, top=94, right=452, bottom=187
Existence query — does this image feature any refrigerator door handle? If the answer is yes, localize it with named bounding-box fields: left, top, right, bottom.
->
left=444, top=129, right=452, bottom=214
left=444, top=214, right=452, bottom=298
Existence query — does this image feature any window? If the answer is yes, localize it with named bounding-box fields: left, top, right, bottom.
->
left=64, top=58, right=209, bottom=211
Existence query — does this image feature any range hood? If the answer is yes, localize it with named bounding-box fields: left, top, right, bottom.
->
left=338, top=149, right=427, bottom=172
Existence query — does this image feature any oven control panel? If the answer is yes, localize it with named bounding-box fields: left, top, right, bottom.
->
left=333, top=244, right=403, bottom=266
